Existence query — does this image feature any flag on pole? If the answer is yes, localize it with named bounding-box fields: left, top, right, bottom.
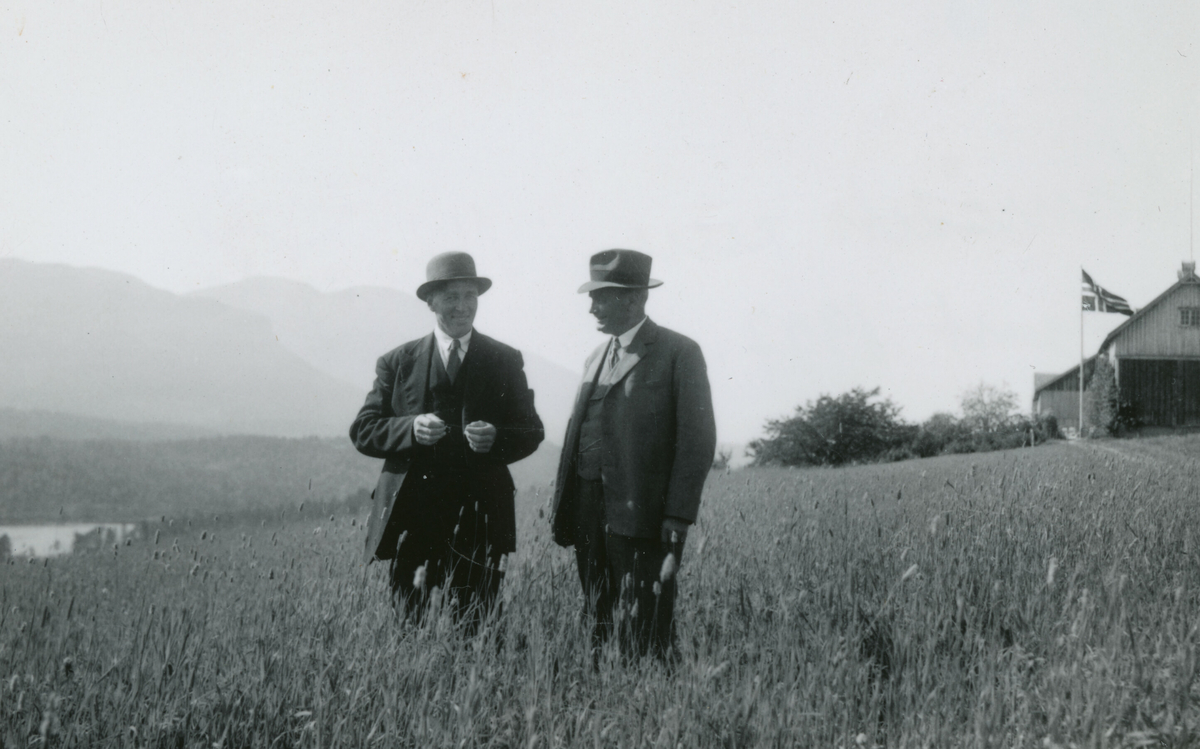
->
left=1081, top=269, right=1133, bottom=315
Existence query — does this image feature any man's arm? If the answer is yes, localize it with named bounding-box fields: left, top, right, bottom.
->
left=662, top=340, right=717, bottom=524
left=483, top=350, right=545, bottom=465
left=349, top=354, right=419, bottom=459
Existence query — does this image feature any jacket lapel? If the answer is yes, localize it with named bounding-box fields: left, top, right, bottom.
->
left=608, top=318, right=658, bottom=386
left=460, top=330, right=490, bottom=414
left=402, top=333, right=435, bottom=415
left=564, top=343, right=606, bottom=451
left=576, top=345, right=605, bottom=405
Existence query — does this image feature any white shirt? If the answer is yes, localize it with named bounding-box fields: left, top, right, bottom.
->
left=432, top=327, right=472, bottom=369
left=607, top=317, right=648, bottom=368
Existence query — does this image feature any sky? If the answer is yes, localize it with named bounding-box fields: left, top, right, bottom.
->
left=1, top=0, right=1197, bottom=443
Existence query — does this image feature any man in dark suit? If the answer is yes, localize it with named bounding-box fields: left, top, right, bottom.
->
left=551, top=249, right=717, bottom=662
left=350, top=252, right=544, bottom=627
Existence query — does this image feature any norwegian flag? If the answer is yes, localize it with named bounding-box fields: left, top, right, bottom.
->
left=1082, top=269, right=1133, bottom=316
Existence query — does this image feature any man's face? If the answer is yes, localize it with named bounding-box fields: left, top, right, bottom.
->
left=588, top=287, right=642, bottom=336
left=428, top=280, right=479, bottom=338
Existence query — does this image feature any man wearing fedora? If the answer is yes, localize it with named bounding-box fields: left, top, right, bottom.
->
left=551, top=249, right=716, bottom=663
left=351, top=252, right=544, bottom=628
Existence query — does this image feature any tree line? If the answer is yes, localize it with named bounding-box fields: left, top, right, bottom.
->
left=747, top=383, right=1058, bottom=467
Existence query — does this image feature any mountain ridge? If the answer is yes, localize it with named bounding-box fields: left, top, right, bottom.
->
left=0, top=259, right=363, bottom=437
left=190, top=275, right=578, bottom=442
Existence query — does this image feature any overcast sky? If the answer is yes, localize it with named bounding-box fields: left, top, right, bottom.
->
left=2, top=1, right=1196, bottom=443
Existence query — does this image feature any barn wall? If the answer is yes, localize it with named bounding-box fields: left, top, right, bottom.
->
left=1111, top=283, right=1200, bottom=357
left=1118, top=359, right=1200, bottom=427
left=1038, top=358, right=1096, bottom=393
left=1035, top=390, right=1079, bottom=430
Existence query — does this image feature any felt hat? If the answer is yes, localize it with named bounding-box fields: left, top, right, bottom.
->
left=577, top=249, right=663, bottom=293
left=416, top=252, right=492, bottom=301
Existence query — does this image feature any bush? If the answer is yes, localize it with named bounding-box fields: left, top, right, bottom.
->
left=912, top=413, right=971, bottom=457
left=712, top=449, right=732, bottom=472
left=751, top=383, right=1053, bottom=467
left=943, top=438, right=978, bottom=455
left=1039, top=414, right=1060, bottom=440
left=882, top=445, right=916, bottom=462
left=1114, top=400, right=1143, bottom=434
left=1085, top=357, right=1119, bottom=436
left=748, top=387, right=911, bottom=467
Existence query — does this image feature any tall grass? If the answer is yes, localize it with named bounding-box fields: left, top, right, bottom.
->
left=3, top=438, right=1200, bottom=747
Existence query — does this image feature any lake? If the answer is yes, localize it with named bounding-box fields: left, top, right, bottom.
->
left=0, top=523, right=141, bottom=557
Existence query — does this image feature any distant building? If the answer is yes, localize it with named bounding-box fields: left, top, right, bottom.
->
left=1035, top=262, right=1200, bottom=431
left=1033, top=359, right=1096, bottom=433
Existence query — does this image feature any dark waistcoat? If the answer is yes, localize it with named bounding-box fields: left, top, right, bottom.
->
left=576, top=382, right=610, bottom=480
left=425, top=346, right=469, bottom=474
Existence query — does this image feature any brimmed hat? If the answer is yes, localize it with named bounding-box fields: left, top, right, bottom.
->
left=577, top=249, right=663, bottom=293
left=416, top=252, right=493, bottom=301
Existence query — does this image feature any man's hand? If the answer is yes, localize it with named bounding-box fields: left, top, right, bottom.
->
left=661, top=517, right=690, bottom=545
left=464, top=421, right=497, bottom=453
left=413, top=414, right=448, bottom=445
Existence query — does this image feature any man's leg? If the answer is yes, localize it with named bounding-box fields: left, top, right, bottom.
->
left=573, top=479, right=614, bottom=659
left=390, top=545, right=441, bottom=624
left=444, top=486, right=506, bottom=634
left=605, top=534, right=681, bottom=662
left=447, top=547, right=503, bottom=635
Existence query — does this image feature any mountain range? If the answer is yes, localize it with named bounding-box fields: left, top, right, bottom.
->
left=0, top=258, right=576, bottom=457
left=189, top=276, right=577, bottom=441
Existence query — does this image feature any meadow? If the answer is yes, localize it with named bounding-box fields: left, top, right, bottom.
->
left=3, top=437, right=1200, bottom=747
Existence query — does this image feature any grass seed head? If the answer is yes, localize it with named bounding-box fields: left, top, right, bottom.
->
left=660, top=553, right=678, bottom=582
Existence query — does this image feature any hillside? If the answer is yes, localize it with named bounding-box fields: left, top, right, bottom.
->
left=0, top=260, right=364, bottom=437
left=191, top=277, right=579, bottom=442
left=0, top=432, right=559, bottom=523
left=0, top=408, right=218, bottom=441
left=0, top=435, right=377, bottom=523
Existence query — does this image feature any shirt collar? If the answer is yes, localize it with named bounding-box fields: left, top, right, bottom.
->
left=614, top=317, right=648, bottom=349
left=433, top=326, right=472, bottom=353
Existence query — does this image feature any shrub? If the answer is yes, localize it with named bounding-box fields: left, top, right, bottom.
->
left=712, top=449, right=732, bottom=472
left=912, top=412, right=971, bottom=457
left=748, top=387, right=911, bottom=467
left=1085, top=357, right=1119, bottom=436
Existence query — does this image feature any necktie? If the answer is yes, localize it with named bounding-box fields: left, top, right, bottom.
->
left=605, top=338, right=621, bottom=381
left=446, top=338, right=462, bottom=383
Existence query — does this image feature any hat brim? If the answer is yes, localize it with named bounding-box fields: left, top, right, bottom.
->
left=577, top=278, right=663, bottom=294
left=417, top=276, right=492, bottom=301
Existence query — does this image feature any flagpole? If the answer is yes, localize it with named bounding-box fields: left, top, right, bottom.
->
left=1079, top=267, right=1085, bottom=439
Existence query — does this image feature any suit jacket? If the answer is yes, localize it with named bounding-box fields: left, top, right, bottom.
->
left=350, top=330, right=544, bottom=563
left=551, top=318, right=716, bottom=546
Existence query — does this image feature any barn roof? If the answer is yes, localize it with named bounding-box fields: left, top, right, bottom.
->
left=1099, top=262, right=1200, bottom=352
left=1033, top=372, right=1059, bottom=389
left=1033, top=355, right=1098, bottom=397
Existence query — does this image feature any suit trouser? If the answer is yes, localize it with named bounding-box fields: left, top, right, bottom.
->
left=573, top=478, right=683, bottom=661
left=387, top=476, right=503, bottom=633
left=390, top=544, right=502, bottom=633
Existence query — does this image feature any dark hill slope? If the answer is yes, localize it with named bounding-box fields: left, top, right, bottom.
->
left=0, top=429, right=559, bottom=524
